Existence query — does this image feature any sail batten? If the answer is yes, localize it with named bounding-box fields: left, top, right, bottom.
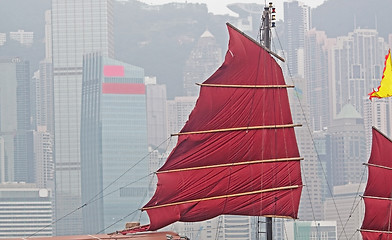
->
left=197, top=83, right=295, bottom=88
left=142, top=185, right=302, bottom=211
left=143, top=23, right=302, bottom=231
left=364, top=162, right=392, bottom=171
left=361, top=127, right=392, bottom=240
left=360, top=229, right=392, bottom=234
left=171, top=124, right=302, bottom=136
left=362, top=195, right=392, bottom=201
left=157, top=157, right=304, bottom=173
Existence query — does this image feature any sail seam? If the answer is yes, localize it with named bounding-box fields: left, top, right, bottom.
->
left=157, top=157, right=304, bottom=173
left=364, top=163, right=392, bottom=170
left=196, top=83, right=295, bottom=88
left=142, top=185, right=302, bottom=211
left=172, top=124, right=302, bottom=136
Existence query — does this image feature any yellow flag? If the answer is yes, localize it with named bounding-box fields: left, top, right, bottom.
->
left=369, top=49, right=392, bottom=99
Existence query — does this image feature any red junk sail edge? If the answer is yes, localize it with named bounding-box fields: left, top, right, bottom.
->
left=360, top=127, right=392, bottom=239
left=134, top=22, right=303, bottom=232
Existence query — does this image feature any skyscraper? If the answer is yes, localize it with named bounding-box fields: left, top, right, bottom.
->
left=51, top=0, right=114, bottom=235
left=329, top=104, right=366, bottom=186
left=329, top=29, right=388, bottom=117
left=146, top=77, right=168, bottom=151
left=0, top=57, right=33, bottom=183
left=81, top=54, right=148, bottom=233
left=288, top=76, right=323, bottom=221
left=284, top=1, right=311, bottom=78
left=324, top=183, right=365, bottom=240
left=183, top=30, right=222, bottom=96
left=305, top=29, right=330, bottom=131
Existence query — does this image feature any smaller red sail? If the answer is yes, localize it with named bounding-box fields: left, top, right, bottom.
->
left=360, top=127, right=392, bottom=239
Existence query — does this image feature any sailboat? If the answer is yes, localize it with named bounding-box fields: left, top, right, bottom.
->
left=10, top=3, right=303, bottom=240
left=360, top=127, right=392, bottom=239
left=122, top=3, right=303, bottom=239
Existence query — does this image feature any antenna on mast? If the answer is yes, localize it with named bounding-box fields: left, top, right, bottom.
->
left=260, top=2, right=276, bottom=49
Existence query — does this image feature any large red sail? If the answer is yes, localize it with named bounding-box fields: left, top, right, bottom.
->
left=361, top=127, right=392, bottom=239
left=143, top=23, right=302, bottom=231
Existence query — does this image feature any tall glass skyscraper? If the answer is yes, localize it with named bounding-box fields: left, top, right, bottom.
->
left=0, top=57, right=33, bottom=183
left=51, top=0, right=114, bottom=235
left=81, top=54, right=149, bottom=233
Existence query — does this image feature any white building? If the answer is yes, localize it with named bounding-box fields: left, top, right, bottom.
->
left=9, top=30, right=34, bottom=46
left=0, top=33, right=6, bottom=46
left=284, top=220, right=337, bottom=240
left=0, top=183, right=53, bottom=238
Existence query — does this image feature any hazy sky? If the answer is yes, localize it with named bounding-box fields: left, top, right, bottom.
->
left=138, top=0, right=326, bottom=18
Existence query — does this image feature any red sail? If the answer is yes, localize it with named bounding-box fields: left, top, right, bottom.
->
left=143, top=23, right=302, bottom=231
left=361, top=127, right=392, bottom=239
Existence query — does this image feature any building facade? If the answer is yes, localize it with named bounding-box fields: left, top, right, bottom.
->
left=146, top=77, right=168, bottom=152
left=0, top=57, right=33, bottom=183
left=284, top=220, right=337, bottom=240
left=9, top=30, right=34, bottom=47
left=284, top=1, right=311, bottom=78
left=305, top=29, right=331, bottom=131
left=81, top=54, right=148, bottom=233
left=329, top=104, right=366, bottom=186
left=329, top=29, right=388, bottom=118
left=324, top=183, right=365, bottom=240
left=0, top=183, right=53, bottom=238
left=183, top=30, right=222, bottom=96
left=51, top=0, right=114, bottom=234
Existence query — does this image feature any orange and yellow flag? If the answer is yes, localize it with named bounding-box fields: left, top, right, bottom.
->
left=369, top=49, right=392, bottom=99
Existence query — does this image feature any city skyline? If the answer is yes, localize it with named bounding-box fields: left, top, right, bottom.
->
left=0, top=0, right=391, bottom=239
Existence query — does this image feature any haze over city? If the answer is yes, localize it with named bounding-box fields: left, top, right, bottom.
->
left=0, top=0, right=391, bottom=239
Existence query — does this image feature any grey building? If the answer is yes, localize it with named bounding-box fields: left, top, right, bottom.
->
left=329, top=104, right=366, bottom=186
left=284, top=1, right=311, bottom=78
left=146, top=77, right=168, bottom=152
left=80, top=54, right=149, bottom=233
left=183, top=30, right=222, bottom=96
left=329, top=29, right=388, bottom=118
left=51, top=0, right=114, bottom=235
left=305, top=29, right=331, bottom=131
left=0, top=183, right=53, bottom=238
left=0, top=57, right=33, bottom=183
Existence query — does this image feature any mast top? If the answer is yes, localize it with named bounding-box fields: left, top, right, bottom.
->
left=260, top=2, right=276, bottom=50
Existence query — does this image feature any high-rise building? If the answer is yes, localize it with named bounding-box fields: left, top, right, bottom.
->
left=9, top=30, right=34, bottom=47
left=80, top=54, right=148, bottom=233
left=305, top=29, right=330, bottom=131
left=35, top=60, right=54, bottom=134
left=166, top=96, right=197, bottom=152
left=226, top=3, right=264, bottom=35
left=51, top=0, right=114, bottom=234
left=329, top=29, right=388, bottom=118
left=33, top=126, right=54, bottom=189
left=284, top=220, right=337, bottom=240
left=0, top=33, right=6, bottom=46
left=324, top=183, right=365, bottom=240
left=363, top=98, right=391, bottom=156
left=146, top=77, right=168, bottom=151
left=0, top=57, right=33, bottom=183
left=284, top=1, right=311, bottom=78
left=329, top=104, right=366, bottom=186
left=0, top=183, right=53, bottom=238
left=288, top=76, right=323, bottom=221
left=183, top=30, right=222, bottom=96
